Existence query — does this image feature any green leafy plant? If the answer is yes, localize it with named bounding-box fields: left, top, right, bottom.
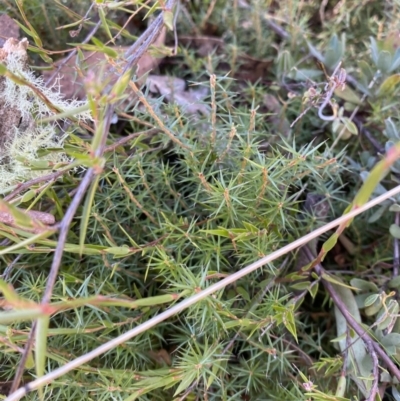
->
left=1, top=1, right=400, bottom=401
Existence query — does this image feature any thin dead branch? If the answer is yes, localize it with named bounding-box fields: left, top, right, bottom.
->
left=6, top=185, right=400, bottom=401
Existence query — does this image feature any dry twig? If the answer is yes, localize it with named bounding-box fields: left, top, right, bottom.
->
left=6, top=185, right=400, bottom=401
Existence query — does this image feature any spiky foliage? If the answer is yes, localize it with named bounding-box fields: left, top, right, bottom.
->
left=1, top=1, right=400, bottom=401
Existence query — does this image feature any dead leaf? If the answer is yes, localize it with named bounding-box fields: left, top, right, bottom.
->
left=146, top=75, right=209, bottom=115
left=383, top=30, right=400, bottom=50
left=41, top=27, right=167, bottom=100
left=178, top=35, right=271, bottom=83
left=179, top=35, right=224, bottom=57
left=42, top=50, right=119, bottom=100
left=178, top=35, right=271, bottom=82
left=263, top=94, right=291, bottom=138
left=234, top=54, right=273, bottom=82
left=136, top=27, right=166, bottom=79
left=147, top=348, right=172, bottom=366
left=0, top=14, right=19, bottom=47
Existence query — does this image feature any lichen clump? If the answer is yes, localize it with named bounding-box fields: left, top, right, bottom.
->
left=0, top=37, right=91, bottom=193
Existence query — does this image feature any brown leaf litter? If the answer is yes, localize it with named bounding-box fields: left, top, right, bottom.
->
left=0, top=14, right=19, bottom=47
left=41, top=27, right=167, bottom=100
left=146, top=75, right=209, bottom=115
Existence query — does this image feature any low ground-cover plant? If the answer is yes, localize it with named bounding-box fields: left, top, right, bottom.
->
left=1, top=1, right=400, bottom=400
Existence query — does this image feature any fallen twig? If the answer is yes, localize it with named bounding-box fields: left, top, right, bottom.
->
left=4, top=169, right=71, bottom=202
left=6, top=185, right=400, bottom=401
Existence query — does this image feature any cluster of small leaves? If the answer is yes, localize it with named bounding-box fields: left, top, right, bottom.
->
left=4, top=0, right=400, bottom=400
left=3, top=70, right=343, bottom=399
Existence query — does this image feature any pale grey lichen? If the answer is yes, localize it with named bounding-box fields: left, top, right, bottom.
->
left=0, top=37, right=91, bottom=194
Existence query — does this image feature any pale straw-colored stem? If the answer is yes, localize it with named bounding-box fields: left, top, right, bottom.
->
left=7, top=184, right=400, bottom=401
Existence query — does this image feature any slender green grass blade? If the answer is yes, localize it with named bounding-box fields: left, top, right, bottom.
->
left=79, top=175, right=100, bottom=256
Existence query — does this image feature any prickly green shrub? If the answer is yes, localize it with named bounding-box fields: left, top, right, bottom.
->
left=4, top=0, right=400, bottom=400
left=1, top=71, right=345, bottom=400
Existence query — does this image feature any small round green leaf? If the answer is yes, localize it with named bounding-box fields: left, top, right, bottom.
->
left=350, top=278, right=378, bottom=292
left=389, top=276, right=400, bottom=289
left=377, top=50, right=393, bottom=73
left=377, top=74, right=400, bottom=97
left=389, top=204, right=400, bottom=212
left=341, top=117, right=358, bottom=135
left=364, top=293, right=379, bottom=308
left=390, top=224, right=400, bottom=239
left=380, top=332, right=400, bottom=347
left=20, top=190, right=36, bottom=203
